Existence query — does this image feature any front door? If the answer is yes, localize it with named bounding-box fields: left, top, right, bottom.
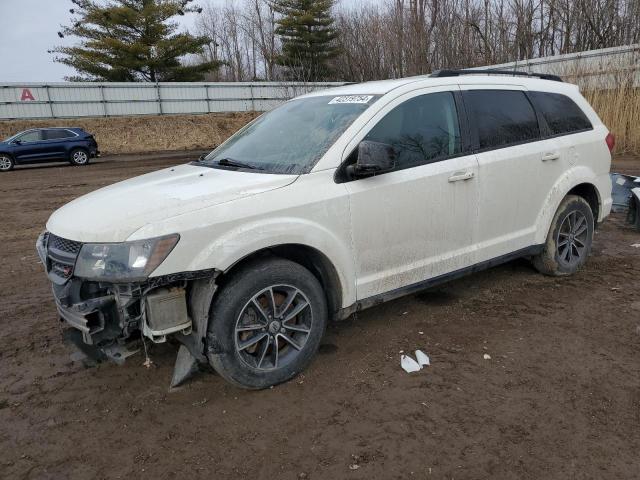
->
left=12, top=130, right=48, bottom=162
left=343, top=88, right=479, bottom=300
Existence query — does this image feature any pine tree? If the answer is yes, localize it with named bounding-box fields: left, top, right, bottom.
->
left=52, top=0, right=220, bottom=81
left=271, top=0, right=339, bottom=81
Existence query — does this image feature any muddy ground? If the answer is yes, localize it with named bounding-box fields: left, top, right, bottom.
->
left=1, top=153, right=639, bottom=479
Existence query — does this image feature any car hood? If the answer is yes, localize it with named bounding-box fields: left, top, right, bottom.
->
left=46, top=163, right=298, bottom=242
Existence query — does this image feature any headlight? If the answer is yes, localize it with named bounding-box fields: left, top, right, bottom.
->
left=74, top=234, right=179, bottom=282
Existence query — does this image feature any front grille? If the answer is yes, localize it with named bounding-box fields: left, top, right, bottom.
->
left=48, top=234, right=82, bottom=255
left=46, top=234, right=82, bottom=283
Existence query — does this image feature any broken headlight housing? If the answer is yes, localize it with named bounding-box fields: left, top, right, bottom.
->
left=74, top=234, right=179, bottom=282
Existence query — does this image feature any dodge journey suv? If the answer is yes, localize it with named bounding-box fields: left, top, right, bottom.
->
left=37, top=70, right=613, bottom=389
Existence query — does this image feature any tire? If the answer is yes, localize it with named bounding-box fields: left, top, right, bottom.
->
left=532, top=195, right=594, bottom=276
left=69, top=148, right=89, bottom=166
left=0, top=154, right=14, bottom=172
left=207, top=257, right=327, bottom=389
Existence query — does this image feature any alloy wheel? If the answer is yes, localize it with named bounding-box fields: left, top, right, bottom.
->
left=234, top=284, right=313, bottom=371
left=73, top=150, right=88, bottom=164
left=556, top=210, right=589, bottom=267
left=0, top=156, right=12, bottom=171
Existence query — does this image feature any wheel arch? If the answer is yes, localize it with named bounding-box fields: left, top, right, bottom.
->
left=567, top=182, right=600, bottom=224
left=216, top=243, right=344, bottom=321
left=535, top=168, right=606, bottom=244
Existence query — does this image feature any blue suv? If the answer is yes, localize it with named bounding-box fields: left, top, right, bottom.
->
left=0, top=128, right=99, bottom=172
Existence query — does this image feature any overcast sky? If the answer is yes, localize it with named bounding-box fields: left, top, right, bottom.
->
left=0, top=0, right=372, bottom=83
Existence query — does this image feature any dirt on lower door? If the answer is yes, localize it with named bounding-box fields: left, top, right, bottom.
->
left=0, top=152, right=639, bottom=479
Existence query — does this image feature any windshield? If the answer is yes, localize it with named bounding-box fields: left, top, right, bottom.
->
left=200, top=95, right=378, bottom=174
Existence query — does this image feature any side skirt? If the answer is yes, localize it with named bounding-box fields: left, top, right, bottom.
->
left=337, top=244, right=544, bottom=320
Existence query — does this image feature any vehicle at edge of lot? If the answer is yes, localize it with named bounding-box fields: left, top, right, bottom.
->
left=35, top=70, right=613, bottom=390
left=0, top=127, right=100, bottom=171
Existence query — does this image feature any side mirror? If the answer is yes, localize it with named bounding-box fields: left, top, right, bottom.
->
left=198, top=153, right=207, bottom=161
left=350, top=140, right=395, bottom=177
left=13, top=140, right=21, bottom=145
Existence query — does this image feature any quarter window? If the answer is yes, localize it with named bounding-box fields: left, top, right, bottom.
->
left=364, top=92, right=461, bottom=170
left=528, top=91, right=592, bottom=135
left=464, top=90, right=540, bottom=150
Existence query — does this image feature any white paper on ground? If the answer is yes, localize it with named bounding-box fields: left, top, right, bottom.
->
left=415, top=350, right=430, bottom=366
left=401, top=354, right=422, bottom=373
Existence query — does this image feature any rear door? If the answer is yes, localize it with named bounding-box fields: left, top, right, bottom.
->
left=43, top=129, right=77, bottom=159
left=460, top=86, right=556, bottom=262
left=342, top=87, right=480, bottom=300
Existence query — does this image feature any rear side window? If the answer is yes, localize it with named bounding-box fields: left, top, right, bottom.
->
left=464, top=90, right=540, bottom=150
left=44, top=129, right=76, bottom=140
left=364, top=91, right=461, bottom=170
left=528, top=91, right=592, bottom=135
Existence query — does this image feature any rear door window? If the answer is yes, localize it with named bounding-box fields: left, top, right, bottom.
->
left=45, top=129, right=75, bottom=140
left=528, top=92, right=592, bottom=135
left=463, top=90, right=540, bottom=150
left=364, top=91, right=462, bottom=171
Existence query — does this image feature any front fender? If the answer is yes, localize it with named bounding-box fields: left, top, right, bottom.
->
left=133, top=170, right=357, bottom=308
left=534, top=166, right=611, bottom=244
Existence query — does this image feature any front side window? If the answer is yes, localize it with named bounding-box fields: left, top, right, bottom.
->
left=364, top=92, right=461, bottom=170
left=528, top=91, right=592, bottom=136
left=201, top=95, right=378, bottom=174
left=464, top=90, right=540, bottom=150
left=17, top=130, right=43, bottom=143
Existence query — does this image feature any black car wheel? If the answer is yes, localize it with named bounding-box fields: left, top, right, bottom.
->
left=0, top=155, right=14, bottom=172
left=69, top=148, right=89, bottom=166
left=207, top=257, right=328, bottom=389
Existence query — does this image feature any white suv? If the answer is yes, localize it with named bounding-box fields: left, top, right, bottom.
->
left=37, top=70, right=613, bottom=389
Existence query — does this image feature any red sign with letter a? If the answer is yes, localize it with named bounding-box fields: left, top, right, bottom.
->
left=20, top=88, right=35, bottom=101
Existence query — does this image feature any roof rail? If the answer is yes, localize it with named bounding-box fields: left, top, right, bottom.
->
left=430, top=69, right=563, bottom=82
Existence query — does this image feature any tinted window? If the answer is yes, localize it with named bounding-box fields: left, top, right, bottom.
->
left=45, top=129, right=75, bottom=140
left=464, top=90, right=540, bottom=149
left=529, top=91, right=592, bottom=135
left=17, top=130, right=43, bottom=142
left=364, top=92, right=461, bottom=170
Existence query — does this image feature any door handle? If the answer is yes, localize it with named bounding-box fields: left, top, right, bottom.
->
left=542, top=152, right=560, bottom=162
left=448, top=171, right=475, bottom=182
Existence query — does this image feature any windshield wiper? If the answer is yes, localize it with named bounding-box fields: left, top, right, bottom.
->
left=217, top=158, right=263, bottom=170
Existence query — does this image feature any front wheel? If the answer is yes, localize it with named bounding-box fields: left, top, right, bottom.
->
left=532, top=195, right=594, bottom=276
left=0, top=155, right=14, bottom=172
left=207, top=258, right=328, bottom=389
left=69, top=148, right=89, bottom=166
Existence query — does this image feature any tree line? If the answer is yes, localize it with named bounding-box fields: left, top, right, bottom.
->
left=55, top=0, right=640, bottom=82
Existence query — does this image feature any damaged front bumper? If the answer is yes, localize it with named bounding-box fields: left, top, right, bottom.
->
left=36, top=231, right=217, bottom=369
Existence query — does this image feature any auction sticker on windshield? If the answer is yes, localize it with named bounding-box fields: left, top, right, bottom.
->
left=328, top=95, right=374, bottom=104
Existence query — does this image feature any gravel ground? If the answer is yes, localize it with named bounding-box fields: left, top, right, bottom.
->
left=1, top=152, right=639, bottom=479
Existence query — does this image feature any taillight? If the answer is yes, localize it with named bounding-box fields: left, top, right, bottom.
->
left=605, top=133, right=615, bottom=152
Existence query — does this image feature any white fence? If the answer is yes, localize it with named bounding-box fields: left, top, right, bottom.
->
left=477, top=44, right=640, bottom=89
left=0, top=82, right=346, bottom=120
left=2, top=44, right=638, bottom=120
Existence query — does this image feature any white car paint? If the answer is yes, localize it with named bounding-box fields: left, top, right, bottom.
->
left=45, top=74, right=613, bottom=311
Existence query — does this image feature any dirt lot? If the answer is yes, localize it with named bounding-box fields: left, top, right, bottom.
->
left=1, top=153, right=639, bottom=479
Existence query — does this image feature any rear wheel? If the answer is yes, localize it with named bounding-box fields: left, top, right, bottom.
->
left=207, top=257, right=327, bottom=389
left=0, top=155, right=14, bottom=172
left=69, top=148, right=89, bottom=166
left=532, top=195, right=594, bottom=276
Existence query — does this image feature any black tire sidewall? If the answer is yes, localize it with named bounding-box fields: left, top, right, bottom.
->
left=207, top=258, right=327, bottom=389
left=546, top=196, right=594, bottom=275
